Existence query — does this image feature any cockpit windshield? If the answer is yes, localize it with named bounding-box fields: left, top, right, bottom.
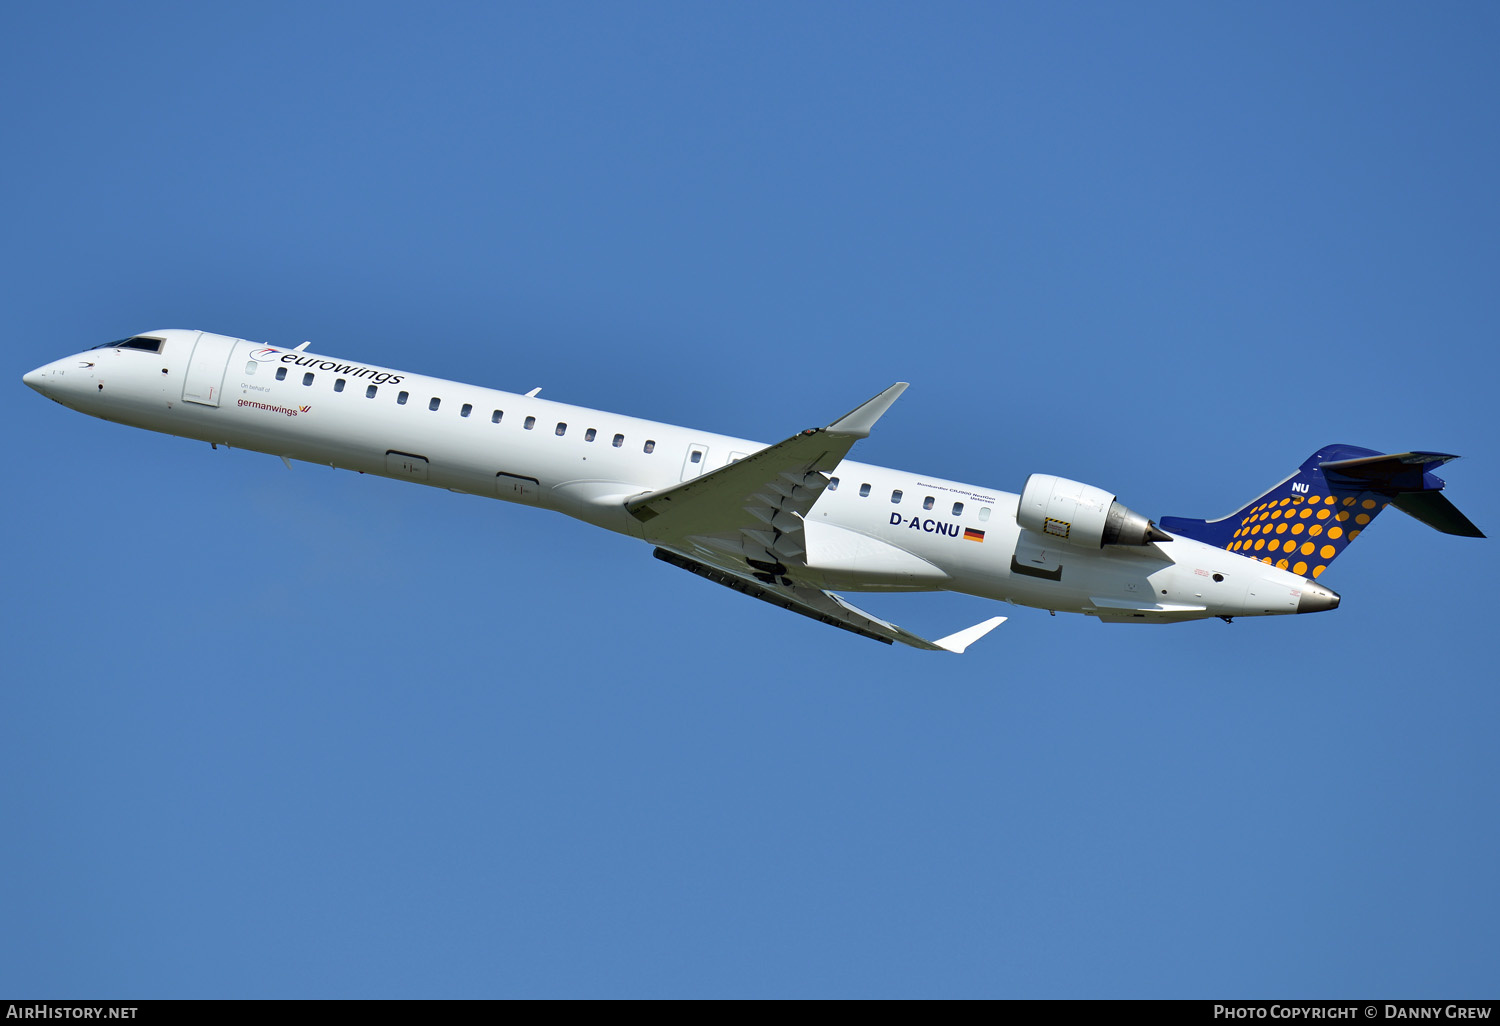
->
left=90, top=336, right=164, bottom=353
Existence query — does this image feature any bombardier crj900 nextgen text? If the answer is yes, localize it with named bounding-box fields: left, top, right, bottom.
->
left=24, top=330, right=1485, bottom=652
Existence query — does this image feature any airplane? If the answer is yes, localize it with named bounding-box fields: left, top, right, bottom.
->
left=23, top=329, right=1484, bottom=652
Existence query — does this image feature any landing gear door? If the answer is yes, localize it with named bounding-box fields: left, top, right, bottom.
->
left=181, top=332, right=236, bottom=407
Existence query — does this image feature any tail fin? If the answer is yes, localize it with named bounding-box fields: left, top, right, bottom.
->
left=1159, top=445, right=1484, bottom=579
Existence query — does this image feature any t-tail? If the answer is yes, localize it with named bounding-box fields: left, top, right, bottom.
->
left=1159, top=445, right=1484, bottom=580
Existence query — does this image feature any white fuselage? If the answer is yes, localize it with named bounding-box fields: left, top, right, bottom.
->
left=24, top=329, right=1331, bottom=623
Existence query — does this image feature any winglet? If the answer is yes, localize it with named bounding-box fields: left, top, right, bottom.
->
left=932, top=616, right=1007, bottom=654
left=826, top=382, right=909, bottom=438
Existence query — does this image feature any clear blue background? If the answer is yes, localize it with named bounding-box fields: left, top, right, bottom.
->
left=3, top=1, right=1496, bottom=998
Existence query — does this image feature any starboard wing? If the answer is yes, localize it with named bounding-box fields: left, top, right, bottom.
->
left=653, top=548, right=1004, bottom=652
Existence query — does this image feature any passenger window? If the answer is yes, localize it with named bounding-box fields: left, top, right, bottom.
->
left=585, top=428, right=596, bottom=442
left=461, top=403, right=472, bottom=418
left=891, top=489, right=903, bottom=503
left=245, top=361, right=257, bottom=375
left=276, top=367, right=287, bottom=381
left=952, top=502, right=964, bottom=516
left=397, top=391, right=409, bottom=405
left=690, top=451, right=702, bottom=463
left=303, top=372, right=314, bottom=386
left=644, top=440, right=656, bottom=453
left=429, top=397, right=440, bottom=411
left=524, top=416, right=536, bottom=430
left=828, top=477, right=839, bottom=491
left=491, top=410, right=503, bottom=423
left=923, top=496, right=934, bottom=510
left=612, top=434, right=624, bottom=447
left=979, top=507, right=991, bottom=522
left=334, top=378, right=345, bottom=392
left=859, top=483, right=871, bottom=498
left=556, top=422, right=567, bottom=436
left=366, top=385, right=378, bottom=399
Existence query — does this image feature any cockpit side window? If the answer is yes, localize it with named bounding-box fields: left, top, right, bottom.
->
left=91, top=336, right=164, bottom=352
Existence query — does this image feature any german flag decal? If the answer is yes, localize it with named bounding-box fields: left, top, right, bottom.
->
left=963, top=528, right=985, bottom=542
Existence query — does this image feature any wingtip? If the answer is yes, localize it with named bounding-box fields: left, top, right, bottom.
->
left=826, top=382, right=910, bottom=438
left=933, top=615, right=1007, bottom=654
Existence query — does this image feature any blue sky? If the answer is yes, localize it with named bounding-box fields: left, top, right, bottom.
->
left=4, top=1, right=1497, bottom=998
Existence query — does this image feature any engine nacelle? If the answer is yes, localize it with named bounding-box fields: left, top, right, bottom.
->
left=1017, top=474, right=1170, bottom=548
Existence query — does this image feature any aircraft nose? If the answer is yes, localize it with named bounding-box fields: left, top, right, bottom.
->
left=23, top=364, right=48, bottom=393
left=1297, top=583, right=1342, bottom=614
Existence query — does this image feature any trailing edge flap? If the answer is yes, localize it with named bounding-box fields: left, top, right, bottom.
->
left=626, top=383, right=909, bottom=539
left=653, top=548, right=1003, bottom=652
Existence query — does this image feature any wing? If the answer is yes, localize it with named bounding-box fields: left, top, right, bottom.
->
left=654, top=548, right=1005, bottom=653
left=631, top=383, right=1005, bottom=653
left=626, top=383, right=908, bottom=574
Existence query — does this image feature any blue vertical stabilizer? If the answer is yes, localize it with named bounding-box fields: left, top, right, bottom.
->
left=1158, top=445, right=1483, bottom=580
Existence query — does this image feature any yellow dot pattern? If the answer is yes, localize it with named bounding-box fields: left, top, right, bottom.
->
left=1207, top=481, right=1391, bottom=580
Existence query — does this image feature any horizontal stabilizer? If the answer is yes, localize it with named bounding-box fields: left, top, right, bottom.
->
left=1320, top=450, right=1484, bottom=538
left=1389, top=491, right=1486, bottom=537
left=1319, top=451, right=1461, bottom=491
